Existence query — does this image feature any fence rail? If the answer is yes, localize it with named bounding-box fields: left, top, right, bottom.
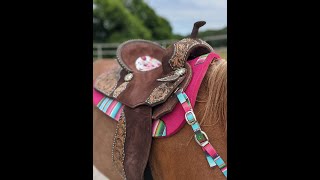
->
left=93, top=34, right=227, bottom=60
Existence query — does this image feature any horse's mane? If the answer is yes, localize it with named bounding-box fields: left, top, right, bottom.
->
left=197, top=59, right=227, bottom=134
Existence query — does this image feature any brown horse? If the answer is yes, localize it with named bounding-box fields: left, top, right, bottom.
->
left=93, top=57, right=227, bottom=180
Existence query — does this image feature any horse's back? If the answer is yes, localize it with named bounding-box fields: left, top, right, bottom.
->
left=93, top=59, right=122, bottom=180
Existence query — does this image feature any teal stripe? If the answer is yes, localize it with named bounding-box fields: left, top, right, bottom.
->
left=110, top=102, right=122, bottom=118
left=97, top=97, right=106, bottom=107
left=98, top=97, right=109, bottom=111
left=187, top=113, right=194, bottom=121
left=102, top=99, right=113, bottom=113
left=183, top=93, right=191, bottom=106
left=98, top=97, right=108, bottom=109
left=206, top=153, right=216, bottom=167
left=191, top=122, right=200, bottom=132
left=215, top=157, right=225, bottom=167
left=223, top=169, right=227, bottom=177
left=177, top=92, right=186, bottom=103
left=162, top=126, right=166, bottom=136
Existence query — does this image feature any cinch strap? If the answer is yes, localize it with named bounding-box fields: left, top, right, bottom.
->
left=175, top=89, right=227, bottom=178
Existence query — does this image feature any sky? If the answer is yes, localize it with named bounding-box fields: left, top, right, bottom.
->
left=145, top=0, right=227, bottom=35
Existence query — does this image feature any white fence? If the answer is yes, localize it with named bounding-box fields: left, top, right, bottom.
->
left=93, top=34, right=227, bottom=60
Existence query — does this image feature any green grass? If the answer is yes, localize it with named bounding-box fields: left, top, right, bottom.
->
left=215, top=47, right=227, bottom=60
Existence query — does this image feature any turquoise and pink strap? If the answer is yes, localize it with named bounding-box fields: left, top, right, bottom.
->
left=175, top=89, right=227, bottom=178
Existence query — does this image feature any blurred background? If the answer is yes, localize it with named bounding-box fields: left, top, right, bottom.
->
left=93, top=0, right=227, bottom=61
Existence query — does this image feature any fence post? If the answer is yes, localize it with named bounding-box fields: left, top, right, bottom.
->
left=97, top=44, right=103, bottom=59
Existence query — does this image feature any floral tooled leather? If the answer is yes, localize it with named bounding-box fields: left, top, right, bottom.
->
left=112, top=112, right=126, bottom=179
left=94, top=68, right=121, bottom=96
left=113, top=82, right=129, bottom=98
left=169, top=38, right=198, bottom=70
left=146, top=76, right=185, bottom=105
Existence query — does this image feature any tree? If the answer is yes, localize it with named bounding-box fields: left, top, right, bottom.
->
left=126, top=0, right=173, bottom=40
left=93, top=0, right=152, bottom=43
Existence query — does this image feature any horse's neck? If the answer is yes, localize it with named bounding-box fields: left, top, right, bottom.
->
left=197, top=60, right=227, bottom=131
left=149, top=61, right=227, bottom=179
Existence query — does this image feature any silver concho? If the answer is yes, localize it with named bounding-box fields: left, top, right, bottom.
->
left=124, top=73, right=133, bottom=81
left=174, top=68, right=186, bottom=76
left=157, top=68, right=186, bottom=82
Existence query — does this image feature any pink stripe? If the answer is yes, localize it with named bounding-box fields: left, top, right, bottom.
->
left=152, top=120, right=160, bottom=135
left=114, top=105, right=124, bottom=121
left=105, top=101, right=117, bottom=115
left=93, top=88, right=104, bottom=106
left=222, top=167, right=227, bottom=172
left=203, top=143, right=217, bottom=157
left=181, top=102, right=191, bottom=112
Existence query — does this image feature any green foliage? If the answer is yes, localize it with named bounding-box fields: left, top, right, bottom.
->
left=93, top=0, right=152, bottom=43
left=127, top=0, right=173, bottom=40
left=198, top=27, right=227, bottom=47
left=198, top=27, right=227, bottom=38
left=172, top=34, right=184, bottom=40
left=170, top=27, right=227, bottom=47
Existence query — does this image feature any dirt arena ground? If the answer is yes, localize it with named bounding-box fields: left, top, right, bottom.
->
left=93, top=166, right=109, bottom=180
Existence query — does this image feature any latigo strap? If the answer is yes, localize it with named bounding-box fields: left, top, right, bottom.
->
left=122, top=106, right=152, bottom=180
left=175, top=89, right=227, bottom=178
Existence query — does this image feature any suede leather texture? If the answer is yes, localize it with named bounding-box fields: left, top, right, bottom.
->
left=123, top=106, right=152, bottom=180
left=115, top=64, right=185, bottom=108
left=118, top=40, right=165, bottom=72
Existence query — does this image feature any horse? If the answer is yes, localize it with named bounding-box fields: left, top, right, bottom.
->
left=93, top=55, right=227, bottom=179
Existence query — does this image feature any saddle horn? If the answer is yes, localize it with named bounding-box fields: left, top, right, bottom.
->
left=190, top=21, right=206, bottom=38
left=161, top=20, right=213, bottom=73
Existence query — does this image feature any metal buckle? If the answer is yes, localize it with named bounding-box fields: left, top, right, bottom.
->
left=185, top=110, right=197, bottom=125
left=194, top=131, right=209, bottom=147
left=174, top=87, right=183, bottom=94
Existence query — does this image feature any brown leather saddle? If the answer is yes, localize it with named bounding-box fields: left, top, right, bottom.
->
left=94, top=21, right=214, bottom=180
